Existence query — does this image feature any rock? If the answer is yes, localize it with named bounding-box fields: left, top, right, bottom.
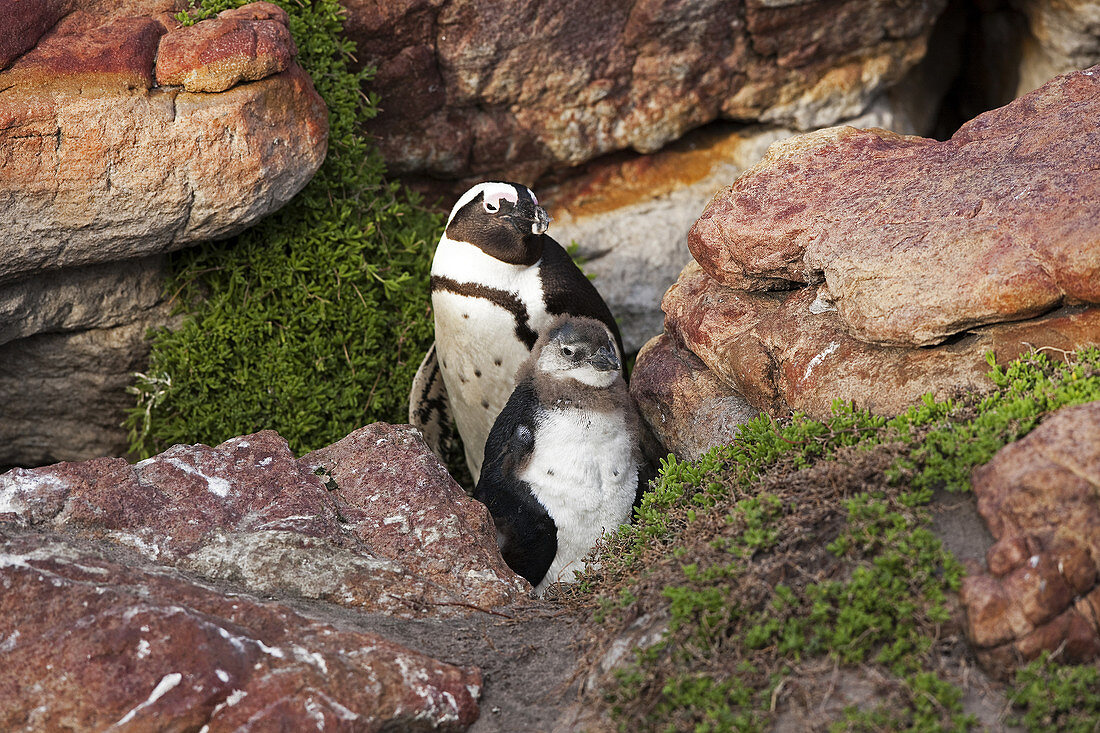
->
left=1015, top=0, right=1100, bottom=98
left=0, top=0, right=76, bottom=69
left=0, top=526, right=481, bottom=731
left=0, top=0, right=329, bottom=467
left=961, top=401, right=1100, bottom=673
left=301, top=423, right=525, bottom=609
left=346, top=0, right=945, bottom=180
left=541, top=91, right=947, bottom=354
left=0, top=256, right=166, bottom=348
left=156, top=2, right=298, bottom=93
left=0, top=316, right=170, bottom=469
left=662, top=260, right=1100, bottom=420
left=0, top=425, right=528, bottom=613
left=687, top=65, right=1100, bottom=348
left=629, top=333, right=759, bottom=460
left=0, top=2, right=328, bottom=284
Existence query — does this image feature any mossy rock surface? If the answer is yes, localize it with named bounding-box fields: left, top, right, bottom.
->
left=556, top=347, right=1100, bottom=732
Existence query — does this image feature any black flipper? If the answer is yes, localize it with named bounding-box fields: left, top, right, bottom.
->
left=474, top=379, right=557, bottom=587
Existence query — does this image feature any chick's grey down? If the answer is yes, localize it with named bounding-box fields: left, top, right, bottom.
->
left=474, top=317, right=643, bottom=595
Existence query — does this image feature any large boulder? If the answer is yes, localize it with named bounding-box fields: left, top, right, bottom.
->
left=0, top=421, right=540, bottom=726
left=0, top=424, right=529, bottom=614
left=0, top=526, right=481, bottom=730
left=960, top=401, right=1100, bottom=675
left=633, top=65, right=1100, bottom=425
left=0, top=2, right=327, bottom=282
left=0, top=1, right=328, bottom=467
left=687, top=66, right=1100, bottom=347
left=661, top=261, right=1100, bottom=420
left=346, top=0, right=946, bottom=181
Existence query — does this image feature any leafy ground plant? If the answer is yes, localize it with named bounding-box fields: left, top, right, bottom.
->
left=127, top=0, right=443, bottom=457
left=559, top=347, right=1100, bottom=731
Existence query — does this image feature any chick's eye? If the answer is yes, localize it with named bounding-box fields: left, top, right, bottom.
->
left=561, top=346, right=574, bottom=357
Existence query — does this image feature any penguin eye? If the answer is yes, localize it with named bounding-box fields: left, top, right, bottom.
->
left=483, top=200, right=500, bottom=214
left=561, top=345, right=574, bottom=357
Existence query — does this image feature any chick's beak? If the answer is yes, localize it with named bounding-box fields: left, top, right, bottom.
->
left=588, top=345, right=620, bottom=373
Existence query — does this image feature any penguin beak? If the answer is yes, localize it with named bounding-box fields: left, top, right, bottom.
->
left=587, top=345, right=620, bottom=373
left=505, top=201, right=551, bottom=236
left=531, top=205, right=550, bottom=235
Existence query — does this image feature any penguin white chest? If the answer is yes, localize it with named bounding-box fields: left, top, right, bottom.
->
left=521, top=406, right=637, bottom=592
left=431, top=237, right=550, bottom=480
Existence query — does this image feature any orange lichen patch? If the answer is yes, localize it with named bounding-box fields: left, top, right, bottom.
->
left=541, top=123, right=765, bottom=220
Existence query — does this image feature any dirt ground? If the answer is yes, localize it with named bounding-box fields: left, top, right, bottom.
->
left=290, top=597, right=592, bottom=732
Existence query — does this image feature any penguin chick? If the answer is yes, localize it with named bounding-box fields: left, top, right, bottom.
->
left=408, top=181, right=624, bottom=485
left=474, top=316, right=642, bottom=595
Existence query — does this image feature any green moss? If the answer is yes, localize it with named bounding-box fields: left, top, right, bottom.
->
left=585, top=347, right=1100, bottom=731
left=1010, top=653, right=1100, bottom=732
left=127, top=0, right=443, bottom=457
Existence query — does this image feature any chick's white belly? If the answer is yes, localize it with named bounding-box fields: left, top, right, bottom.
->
left=522, top=407, right=637, bottom=592
left=433, top=290, right=532, bottom=479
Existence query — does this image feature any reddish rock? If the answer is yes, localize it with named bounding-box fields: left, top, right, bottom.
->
left=629, top=333, right=759, bottom=459
left=0, top=11, right=166, bottom=90
left=302, top=423, right=527, bottom=610
left=0, top=0, right=76, bottom=69
left=345, top=0, right=944, bottom=180
left=662, top=261, right=1100, bottom=420
left=972, top=401, right=1100, bottom=562
left=961, top=401, right=1100, bottom=673
left=0, top=0, right=328, bottom=285
left=156, top=2, right=297, bottom=93
left=0, top=526, right=480, bottom=731
left=0, top=426, right=529, bottom=615
left=688, top=66, right=1100, bottom=347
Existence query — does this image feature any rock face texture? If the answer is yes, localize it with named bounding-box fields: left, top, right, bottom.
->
left=156, top=2, right=297, bottom=93
left=0, top=2, right=327, bottom=282
left=0, top=422, right=531, bottom=727
left=1, top=424, right=529, bottom=614
left=0, top=0, right=328, bottom=467
left=0, top=528, right=481, bottom=731
left=346, top=0, right=946, bottom=181
left=632, top=65, right=1100, bottom=432
left=688, top=67, right=1100, bottom=348
left=960, top=401, right=1100, bottom=675
left=629, top=333, right=759, bottom=460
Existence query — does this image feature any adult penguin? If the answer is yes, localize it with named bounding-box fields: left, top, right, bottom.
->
left=408, top=181, right=623, bottom=484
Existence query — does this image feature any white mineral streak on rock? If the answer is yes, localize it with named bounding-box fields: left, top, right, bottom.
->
left=112, top=672, right=182, bottom=728
left=802, top=341, right=840, bottom=382
left=167, top=457, right=231, bottom=498
left=107, top=531, right=163, bottom=560
left=809, top=290, right=837, bottom=314
left=0, top=470, right=68, bottom=513
left=0, top=630, right=20, bottom=652
left=382, top=515, right=410, bottom=533
left=291, top=645, right=328, bottom=673
left=136, top=639, right=151, bottom=659
left=215, top=669, right=230, bottom=683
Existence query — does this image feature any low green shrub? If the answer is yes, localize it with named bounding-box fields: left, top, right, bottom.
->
left=588, top=347, right=1100, bottom=731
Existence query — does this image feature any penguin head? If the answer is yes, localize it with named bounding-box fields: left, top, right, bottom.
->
left=536, top=317, right=622, bottom=388
left=444, top=182, right=551, bottom=266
